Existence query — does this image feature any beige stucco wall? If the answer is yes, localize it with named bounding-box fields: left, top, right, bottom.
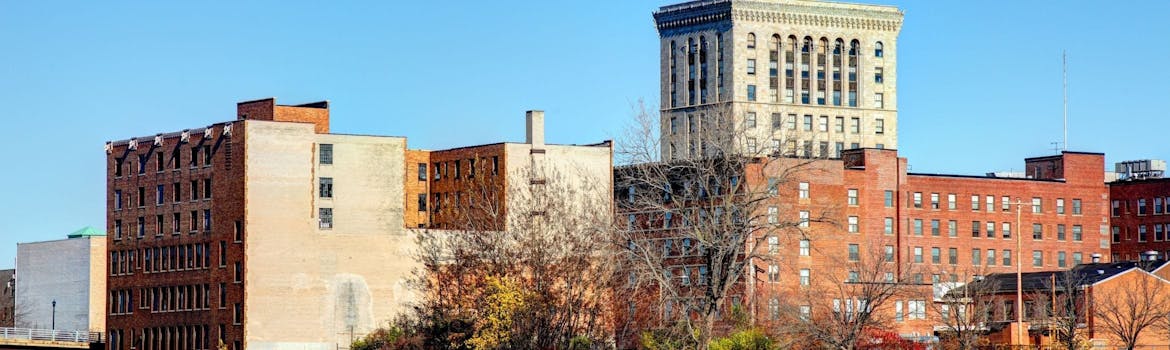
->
left=503, top=143, right=613, bottom=230
left=243, top=121, right=417, bottom=350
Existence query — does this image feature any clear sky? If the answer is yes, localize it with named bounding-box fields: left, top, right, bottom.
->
left=1, top=1, right=1168, bottom=268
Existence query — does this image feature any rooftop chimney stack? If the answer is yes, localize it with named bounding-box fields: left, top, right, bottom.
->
left=526, top=110, right=545, bottom=147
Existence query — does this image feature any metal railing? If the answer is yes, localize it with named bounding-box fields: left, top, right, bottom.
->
left=0, top=327, right=97, bottom=343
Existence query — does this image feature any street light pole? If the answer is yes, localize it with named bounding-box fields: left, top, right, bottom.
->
left=1013, top=199, right=1025, bottom=346
left=51, top=299, right=56, bottom=330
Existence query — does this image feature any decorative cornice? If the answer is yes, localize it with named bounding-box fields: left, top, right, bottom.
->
left=655, top=0, right=903, bottom=33
left=732, top=9, right=902, bottom=32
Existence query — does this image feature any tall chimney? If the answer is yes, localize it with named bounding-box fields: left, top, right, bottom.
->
left=526, top=110, right=545, bottom=147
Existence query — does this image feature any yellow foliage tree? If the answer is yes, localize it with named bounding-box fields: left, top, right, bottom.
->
left=468, top=276, right=527, bottom=350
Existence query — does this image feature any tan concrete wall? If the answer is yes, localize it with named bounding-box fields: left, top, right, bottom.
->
left=87, top=237, right=106, bottom=333
left=503, top=143, right=613, bottom=230
left=242, top=120, right=417, bottom=350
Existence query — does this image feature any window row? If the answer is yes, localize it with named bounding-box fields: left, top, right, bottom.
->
left=110, top=289, right=134, bottom=315
left=133, top=325, right=220, bottom=350
left=114, top=144, right=214, bottom=178
left=661, top=265, right=711, bottom=286
left=113, top=179, right=213, bottom=210
left=1112, top=223, right=1170, bottom=243
left=143, top=284, right=211, bottom=313
left=420, top=157, right=501, bottom=181
left=742, top=113, right=885, bottom=135
left=911, top=192, right=1083, bottom=215
left=112, top=209, right=212, bottom=240
left=1112, top=197, right=1170, bottom=217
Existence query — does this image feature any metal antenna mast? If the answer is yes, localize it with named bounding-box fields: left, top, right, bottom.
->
left=1063, top=50, right=1068, bottom=151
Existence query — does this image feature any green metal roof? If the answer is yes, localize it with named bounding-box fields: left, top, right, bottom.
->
left=67, top=226, right=106, bottom=238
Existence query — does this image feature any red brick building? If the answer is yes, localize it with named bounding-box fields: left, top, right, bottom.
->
left=615, top=148, right=1110, bottom=345
left=1107, top=178, right=1170, bottom=261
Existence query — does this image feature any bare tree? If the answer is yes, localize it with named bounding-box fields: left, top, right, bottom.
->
left=931, top=266, right=998, bottom=350
left=787, top=238, right=918, bottom=350
left=615, top=101, right=830, bottom=349
left=1032, top=270, right=1092, bottom=350
left=401, top=162, right=616, bottom=350
left=1091, top=270, right=1170, bottom=350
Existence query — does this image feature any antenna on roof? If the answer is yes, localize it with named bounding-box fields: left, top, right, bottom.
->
left=1062, top=50, right=1069, bottom=152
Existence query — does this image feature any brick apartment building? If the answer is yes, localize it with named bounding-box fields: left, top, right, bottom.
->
left=1107, top=178, right=1170, bottom=261
left=104, top=98, right=611, bottom=350
left=614, top=148, right=1111, bottom=345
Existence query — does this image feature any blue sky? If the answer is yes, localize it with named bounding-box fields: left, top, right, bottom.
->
left=1, top=1, right=1168, bottom=267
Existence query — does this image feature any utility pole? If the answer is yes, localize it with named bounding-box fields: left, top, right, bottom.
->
left=1013, top=200, right=1026, bottom=346
left=51, top=299, right=56, bottom=330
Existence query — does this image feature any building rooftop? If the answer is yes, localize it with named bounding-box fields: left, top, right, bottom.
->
left=954, top=260, right=1170, bottom=296
left=67, top=226, right=106, bottom=238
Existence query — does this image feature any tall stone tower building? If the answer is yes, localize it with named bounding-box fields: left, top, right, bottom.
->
left=654, top=0, right=903, bottom=160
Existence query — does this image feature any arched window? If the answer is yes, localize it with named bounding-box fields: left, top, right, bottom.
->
left=802, top=36, right=813, bottom=53
left=747, top=33, right=756, bottom=49
left=875, top=41, right=884, bottom=57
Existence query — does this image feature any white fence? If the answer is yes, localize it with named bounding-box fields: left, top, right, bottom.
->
left=0, top=327, right=97, bottom=343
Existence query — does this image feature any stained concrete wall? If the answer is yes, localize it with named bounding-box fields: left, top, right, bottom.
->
left=242, top=121, right=417, bottom=350
left=14, top=236, right=105, bottom=332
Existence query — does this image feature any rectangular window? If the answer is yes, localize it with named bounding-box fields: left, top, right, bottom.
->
left=835, top=116, right=845, bottom=132
left=876, top=118, right=885, bottom=134
left=799, top=239, right=810, bottom=256
left=849, top=216, right=859, bottom=233
left=884, top=217, right=894, bottom=235
left=800, top=211, right=811, bottom=227
left=948, top=248, right=958, bottom=265
left=137, top=217, right=145, bottom=238
left=850, top=117, right=860, bottom=133
left=800, top=269, right=810, bottom=286
left=1004, top=250, right=1012, bottom=266
left=769, top=207, right=781, bottom=224
left=1032, top=197, right=1042, bottom=213
left=190, top=180, right=198, bottom=201
left=987, top=221, right=995, bottom=238
left=417, top=163, right=427, bottom=180
left=1057, top=224, right=1066, bottom=241
left=319, top=144, right=333, bottom=165
left=747, top=85, right=757, bottom=101
left=1002, top=196, right=1011, bottom=212
left=1139, top=225, right=1148, bottom=242
left=803, top=115, right=813, bottom=131
left=818, top=116, right=828, bottom=131
left=874, top=93, right=884, bottom=108
left=797, top=182, right=808, bottom=198
left=847, top=189, right=858, bottom=206
left=1058, top=251, right=1067, bottom=268
left=1112, top=226, right=1121, bottom=243
left=319, top=208, right=333, bottom=230
left=1139, top=199, right=1148, bottom=216
left=985, top=195, right=994, bottom=213
left=948, top=220, right=957, bottom=237
left=1073, top=252, right=1083, bottom=265
left=203, top=178, right=212, bottom=198
left=931, top=247, right=941, bottom=264
left=318, top=178, right=333, bottom=198
left=930, top=193, right=939, bottom=209
left=913, top=192, right=922, bottom=208
left=114, top=189, right=123, bottom=210
left=913, top=247, right=923, bottom=263
left=746, top=59, right=756, bottom=74
left=913, top=219, right=922, bottom=236
left=1033, top=251, right=1043, bottom=267
left=203, top=209, right=211, bottom=231
left=745, top=112, right=757, bottom=128
left=931, top=219, right=940, bottom=236
left=875, top=67, right=884, bottom=84
left=884, top=245, right=895, bottom=262
left=155, top=185, right=164, bottom=205
left=972, top=249, right=982, bottom=266
left=234, top=304, right=242, bottom=325
left=971, top=195, right=980, bottom=211
left=1057, top=198, right=1066, bottom=214
left=1112, top=200, right=1120, bottom=217
left=417, top=194, right=427, bottom=211
left=948, top=194, right=957, bottom=210
left=972, top=221, right=981, bottom=237
left=172, top=213, right=180, bottom=234
left=849, top=244, right=860, bottom=261
left=137, top=186, right=145, bottom=207
left=987, top=249, right=996, bottom=266
left=1073, top=199, right=1082, bottom=215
